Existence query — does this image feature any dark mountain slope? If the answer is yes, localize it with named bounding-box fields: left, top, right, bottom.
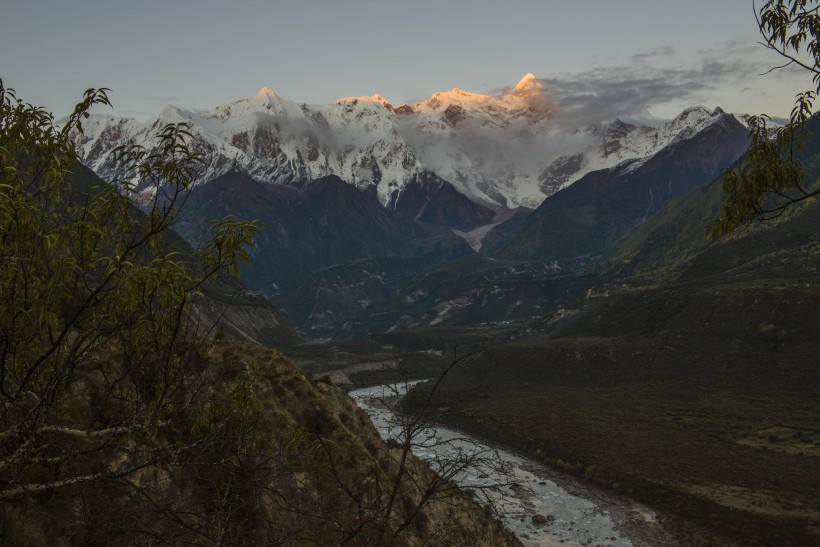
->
left=356, top=256, right=596, bottom=334
left=176, top=172, right=421, bottom=296
left=69, top=163, right=300, bottom=346
left=175, top=171, right=475, bottom=336
left=607, top=114, right=820, bottom=280
left=277, top=243, right=470, bottom=339
left=390, top=171, right=496, bottom=230
left=488, top=109, right=749, bottom=264
left=477, top=207, right=533, bottom=253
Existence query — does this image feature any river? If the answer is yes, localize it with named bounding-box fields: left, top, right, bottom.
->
left=350, top=381, right=669, bottom=547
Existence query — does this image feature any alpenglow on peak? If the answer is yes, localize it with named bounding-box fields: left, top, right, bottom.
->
left=509, top=73, right=546, bottom=98
left=514, top=73, right=537, bottom=89
left=256, top=86, right=277, bottom=99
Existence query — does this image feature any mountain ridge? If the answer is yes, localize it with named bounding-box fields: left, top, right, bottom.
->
left=71, top=77, right=746, bottom=213
left=487, top=107, right=749, bottom=263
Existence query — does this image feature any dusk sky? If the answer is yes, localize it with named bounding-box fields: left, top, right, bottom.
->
left=1, top=0, right=812, bottom=122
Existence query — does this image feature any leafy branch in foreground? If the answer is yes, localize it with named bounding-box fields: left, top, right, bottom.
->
left=343, top=345, right=522, bottom=544
left=713, top=0, right=820, bottom=235
left=0, top=78, right=260, bottom=503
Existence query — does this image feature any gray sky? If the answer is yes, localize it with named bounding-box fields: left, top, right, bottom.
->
left=0, top=0, right=811, bottom=121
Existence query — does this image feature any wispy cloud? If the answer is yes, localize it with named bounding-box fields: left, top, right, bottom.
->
left=497, top=42, right=808, bottom=125
left=628, top=46, right=675, bottom=63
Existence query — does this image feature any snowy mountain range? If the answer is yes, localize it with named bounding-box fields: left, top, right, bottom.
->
left=71, top=74, right=744, bottom=211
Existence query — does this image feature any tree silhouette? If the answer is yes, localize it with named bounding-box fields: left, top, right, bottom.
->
left=0, top=79, right=260, bottom=501
left=713, top=0, right=820, bottom=235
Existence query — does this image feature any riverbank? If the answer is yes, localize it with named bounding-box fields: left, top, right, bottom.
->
left=351, top=382, right=674, bottom=546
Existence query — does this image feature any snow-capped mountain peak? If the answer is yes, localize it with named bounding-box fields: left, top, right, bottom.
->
left=157, top=105, right=188, bottom=121
left=335, top=93, right=394, bottom=110
left=412, top=73, right=550, bottom=114
left=413, top=88, right=495, bottom=112
left=255, top=86, right=277, bottom=99
left=70, top=75, right=747, bottom=211
left=513, top=72, right=538, bottom=91
left=508, top=72, right=546, bottom=101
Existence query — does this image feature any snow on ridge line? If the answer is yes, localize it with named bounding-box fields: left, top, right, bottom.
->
left=71, top=75, right=739, bottom=211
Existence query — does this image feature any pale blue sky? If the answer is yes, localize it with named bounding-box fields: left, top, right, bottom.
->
left=0, top=0, right=810, bottom=121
